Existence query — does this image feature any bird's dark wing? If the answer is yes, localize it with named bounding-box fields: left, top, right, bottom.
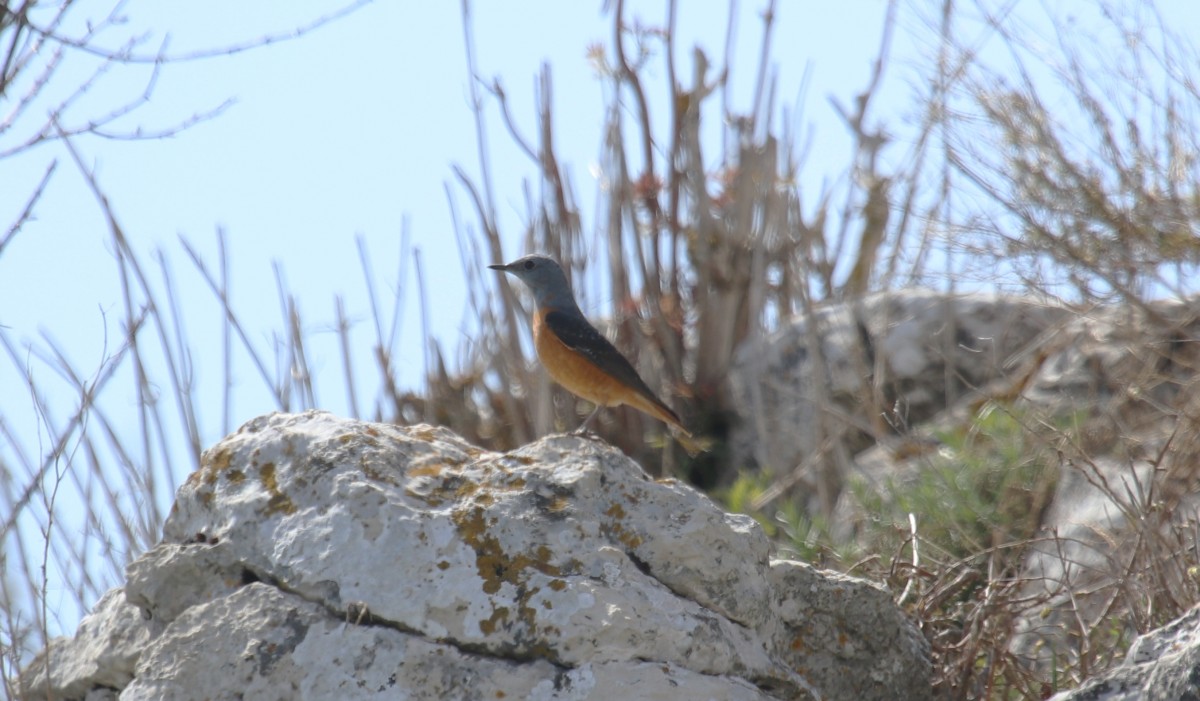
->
left=542, top=310, right=660, bottom=399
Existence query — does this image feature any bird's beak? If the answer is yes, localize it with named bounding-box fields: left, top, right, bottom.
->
left=488, top=262, right=510, bottom=272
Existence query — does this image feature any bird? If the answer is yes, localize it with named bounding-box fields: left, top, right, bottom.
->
left=489, top=254, right=691, bottom=437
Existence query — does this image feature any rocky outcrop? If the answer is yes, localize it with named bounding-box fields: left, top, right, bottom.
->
left=720, top=288, right=1200, bottom=697
left=1049, top=603, right=1200, bottom=701
left=817, top=296, right=1200, bottom=695
left=1009, top=301, right=1200, bottom=677
left=729, top=290, right=1068, bottom=477
left=20, top=411, right=931, bottom=700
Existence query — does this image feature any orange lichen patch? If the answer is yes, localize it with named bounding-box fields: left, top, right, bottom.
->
left=790, top=636, right=807, bottom=652
left=472, top=470, right=530, bottom=499
left=200, top=447, right=235, bottom=486
left=604, top=502, right=626, bottom=520
left=407, top=464, right=447, bottom=478
left=402, top=464, right=484, bottom=507
left=610, top=525, right=643, bottom=549
left=479, top=606, right=511, bottom=635
left=548, top=579, right=567, bottom=592
left=601, top=502, right=643, bottom=549
left=408, top=463, right=529, bottom=512
left=454, top=480, right=481, bottom=499
left=209, top=447, right=233, bottom=471
left=260, top=462, right=279, bottom=490
left=264, top=491, right=296, bottom=516
left=456, top=515, right=562, bottom=659
left=413, top=427, right=439, bottom=443
left=226, top=469, right=245, bottom=483
left=259, top=462, right=297, bottom=516
left=358, top=459, right=403, bottom=487
left=365, top=426, right=381, bottom=438
left=437, top=561, right=451, bottom=570
left=516, top=589, right=541, bottom=631
left=546, top=495, right=570, bottom=513
left=453, top=507, right=561, bottom=596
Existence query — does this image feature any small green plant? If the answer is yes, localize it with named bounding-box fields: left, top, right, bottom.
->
left=721, top=406, right=1061, bottom=572
left=716, top=471, right=779, bottom=538
left=863, top=406, right=1059, bottom=565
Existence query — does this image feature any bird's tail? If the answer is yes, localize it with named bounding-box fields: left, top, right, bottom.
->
left=625, top=391, right=691, bottom=437
left=623, top=391, right=716, bottom=457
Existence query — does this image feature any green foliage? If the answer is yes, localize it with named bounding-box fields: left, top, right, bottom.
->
left=716, top=471, right=778, bottom=537
left=718, top=471, right=769, bottom=522
left=721, top=405, right=1062, bottom=571
left=866, top=406, right=1059, bottom=563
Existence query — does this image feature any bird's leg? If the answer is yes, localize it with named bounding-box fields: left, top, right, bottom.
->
left=573, top=404, right=604, bottom=436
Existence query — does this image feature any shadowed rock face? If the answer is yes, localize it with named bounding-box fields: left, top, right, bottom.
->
left=20, top=411, right=931, bottom=701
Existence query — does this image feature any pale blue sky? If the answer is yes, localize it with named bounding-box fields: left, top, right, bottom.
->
left=1, top=1, right=902, bottom=438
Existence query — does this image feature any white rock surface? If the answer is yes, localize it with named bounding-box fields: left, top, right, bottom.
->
left=20, top=411, right=930, bottom=700
left=15, top=588, right=153, bottom=699
left=1049, top=602, right=1200, bottom=701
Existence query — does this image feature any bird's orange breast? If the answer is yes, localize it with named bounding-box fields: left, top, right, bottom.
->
left=533, top=310, right=626, bottom=407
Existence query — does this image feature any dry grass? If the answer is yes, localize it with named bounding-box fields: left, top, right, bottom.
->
left=442, top=0, right=909, bottom=488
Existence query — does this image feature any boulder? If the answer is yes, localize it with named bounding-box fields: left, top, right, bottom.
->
left=729, top=290, right=1067, bottom=477
left=20, top=411, right=931, bottom=700
left=1010, top=300, right=1200, bottom=674
left=1049, top=603, right=1200, bottom=701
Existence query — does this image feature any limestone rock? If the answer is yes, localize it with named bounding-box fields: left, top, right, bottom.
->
left=21, top=411, right=931, bottom=700
left=729, top=290, right=1067, bottom=476
left=1049, top=603, right=1200, bottom=701
left=1010, top=300, right=1200, bottom=673
left=17, top=588, right=153, bottom=700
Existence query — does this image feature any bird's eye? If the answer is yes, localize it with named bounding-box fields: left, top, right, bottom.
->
left=523, top=260, right=535, bottom=270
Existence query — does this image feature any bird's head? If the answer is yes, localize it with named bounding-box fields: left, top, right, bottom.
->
left=488, top=254, right=577, bottom=310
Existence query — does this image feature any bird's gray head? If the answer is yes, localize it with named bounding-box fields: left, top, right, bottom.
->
left=488, top=254, right=579, bottom=311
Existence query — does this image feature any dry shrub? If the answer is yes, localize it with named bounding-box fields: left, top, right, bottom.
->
left=439, top=0, right=909, bottom=486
